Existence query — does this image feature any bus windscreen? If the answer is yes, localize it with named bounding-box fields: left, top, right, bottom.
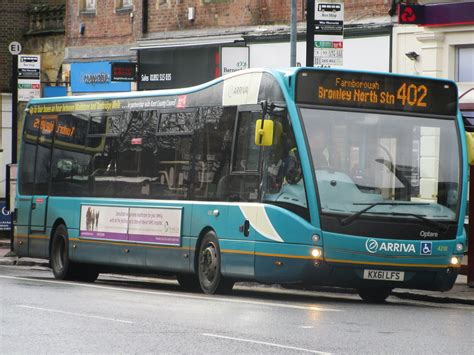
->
left=295, top=70, right=458, bottom=116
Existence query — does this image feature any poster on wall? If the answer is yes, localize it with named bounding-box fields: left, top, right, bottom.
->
left=0, top=200, right=12, bottom=231
left=79, top=205, right=182, bottom=246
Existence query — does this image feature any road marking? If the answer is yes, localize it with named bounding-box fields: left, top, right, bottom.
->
left=0, top=274, right=342, bottom=312
left=203, top=333, right=331, bottom=354
left=300, top=325, right=315, bottom=329
left=16, top=305, right=133, bottom=324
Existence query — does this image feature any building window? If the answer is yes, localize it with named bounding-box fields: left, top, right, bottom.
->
left=457, top=46, right=474, bottom=82
left=117, top=0, right=133, bottom=9
left=80, top=0, right=96, bottom=13
left=203, top=0, right=232, bottom=4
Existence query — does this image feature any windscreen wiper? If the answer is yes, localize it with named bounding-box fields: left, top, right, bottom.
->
left=378, top=212, right=449, bottom=233
left=340, top=202, right=429, bottom=226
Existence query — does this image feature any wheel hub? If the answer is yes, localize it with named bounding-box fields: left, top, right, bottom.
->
left=201, top=244, right=217, bottom=282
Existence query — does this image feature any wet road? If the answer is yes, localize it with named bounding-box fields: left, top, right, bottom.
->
left=1, top=265, right=473, bottom=354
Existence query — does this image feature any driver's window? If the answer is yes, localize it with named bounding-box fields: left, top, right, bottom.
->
left=262, top=112, right=308, bottom=220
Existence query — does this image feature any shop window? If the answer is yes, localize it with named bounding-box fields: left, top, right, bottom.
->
left=457, top=46, right=474, bottom=82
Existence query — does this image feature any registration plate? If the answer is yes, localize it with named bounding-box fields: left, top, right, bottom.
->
left=363, top=269, right=404, bottom=282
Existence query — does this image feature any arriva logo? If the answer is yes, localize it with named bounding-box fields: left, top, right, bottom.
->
left=365, top=239, right=379, bottom=254
left=365, top=239, right=416, bottom=254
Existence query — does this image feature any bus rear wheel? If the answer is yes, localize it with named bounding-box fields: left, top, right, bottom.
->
left=50, top=224, right=99, bottom=283
left=357, top=287, right=392, bottom=303
left=197, top=231, right=234, bottom=294
left=176, top=274, right=200, bottom=291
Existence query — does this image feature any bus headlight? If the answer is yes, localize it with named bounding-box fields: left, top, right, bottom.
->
left=311, top=248, right=322, bottom=258
left=450, top=256, right=460, bottom=266
left=455, top=243, right=464, bottom=252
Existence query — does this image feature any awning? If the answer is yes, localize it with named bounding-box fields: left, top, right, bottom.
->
left=131, top=34, right=245, bottom=50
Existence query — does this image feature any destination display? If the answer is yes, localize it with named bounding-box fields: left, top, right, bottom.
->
left=295, top=70, right=458, bottom=116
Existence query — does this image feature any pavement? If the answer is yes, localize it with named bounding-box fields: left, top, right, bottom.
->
left=1, top=238, right=473, bottom=305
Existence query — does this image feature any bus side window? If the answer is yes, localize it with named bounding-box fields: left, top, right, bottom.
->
left=193, top=106, right=236, bottom=201
left=152, top=110, right=195, bottom=200
left=34, top=115, right=56, bottom=196
left=84, top=114, right=123, bottom=198
left=50, top=113, right=90, bottom=197
left=223, top=110, right=260, bottom=202
left=114, top=110, right=158, bottom=198
left=20, top=114, right=38, bottom=195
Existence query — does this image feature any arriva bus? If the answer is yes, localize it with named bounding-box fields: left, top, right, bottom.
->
left=14, top=68, right=469, bottom=302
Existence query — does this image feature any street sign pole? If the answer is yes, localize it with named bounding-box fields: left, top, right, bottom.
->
left=306, top=0, right=315, bottom=67
left=11, top=55, right=18, bottom=164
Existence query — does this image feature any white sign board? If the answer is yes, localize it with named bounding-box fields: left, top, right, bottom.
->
left=18, top=55, right=41, bottom=70
left=18, top=79, right=41, bottom=102
left=221, top=47, right=249, bottom=75
left=222, top=72, right=262, bottom=106
left=18, top=55, right=41, bottom=101
left=314, top=1, right=344, bottom=67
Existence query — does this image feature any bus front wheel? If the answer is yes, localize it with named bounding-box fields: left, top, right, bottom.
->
left=197, top=231, right=234, bottom=294
left=357, top=287, right=392, bottom=303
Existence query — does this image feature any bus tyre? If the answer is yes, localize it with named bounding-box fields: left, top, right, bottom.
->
left=357, top=287, right=392, bottom=303
left=197, top=231, right=234, bottom=294
left=176, top=274, right=201, bottom=291
left=50, top=224, right=76, bottom=280
left=76, top=263, right=100, bottom=283
left=50, top=224, right=99, bottom=283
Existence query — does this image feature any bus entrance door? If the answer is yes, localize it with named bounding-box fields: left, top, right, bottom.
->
left=28, top=116, right=54, bottom=257
left=29, top=193, right=49, bottom=258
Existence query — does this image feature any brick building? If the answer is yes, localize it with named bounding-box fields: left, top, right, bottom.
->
left=64, top=0, right=396, bottom=92
left=0, top=0, right=64, bottom=93
left=1, top=0, right=65, bottom=199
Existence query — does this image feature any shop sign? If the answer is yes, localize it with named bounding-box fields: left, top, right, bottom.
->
left=71, top=62, right=131, bottom=93
left=111, top=62, right=137, bottom=82
left=399, top=3, right=474, bottom=26
left=221, top=47, right=249, bottom=75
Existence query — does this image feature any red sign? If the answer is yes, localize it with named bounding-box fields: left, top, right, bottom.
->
left=400, top=6, right=416, bottom=23
left=111, top=62, right=137, bottom=82
left=399, top=3, right=474, bottom=26
left=176, top=95, right=187, bottom=108
left=131, top=138, right=142, bottom=145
